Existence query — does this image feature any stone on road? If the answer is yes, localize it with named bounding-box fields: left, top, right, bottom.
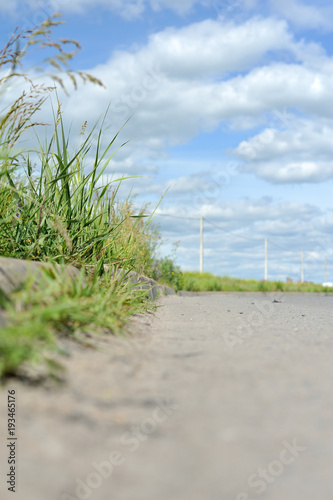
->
left=1, top=292, right=333, bottom=500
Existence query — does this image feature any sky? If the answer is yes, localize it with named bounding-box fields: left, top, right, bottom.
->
left=0, top=0, right=333, bottom=283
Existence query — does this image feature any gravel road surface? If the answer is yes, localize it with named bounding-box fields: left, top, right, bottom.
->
left=1, top=291, right=333, bottom=500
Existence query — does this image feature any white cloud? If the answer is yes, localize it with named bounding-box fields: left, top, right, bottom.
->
left=233, top=119, right=333, bottom=183
left=143, top=17, right=295, bottom=78
left=1, top=0, right=333, bottom=34
left=270, top=0, right=333, bottom=30
left=4, top=15, right=332, bottom=187
left=162, top=173, right=221, bottom=196
left=157, top=198, right=321, bottom=233
left=250, top=160, right=333, bottom=184
left=48, top=17, right=331, bottom=153
left=199, top=199, right=321, bottom=225
left=0, top=0, right=207, bottom=19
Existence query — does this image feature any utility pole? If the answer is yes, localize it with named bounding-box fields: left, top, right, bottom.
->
left=265, top=238, right=268, bottom=281
left=325, top=257, right=327, bottom=283
left=301, top=250, right=304, bottom=283
left=200, top=216, right=204, bottom=274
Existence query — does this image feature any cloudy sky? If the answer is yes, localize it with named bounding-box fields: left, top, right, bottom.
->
left=1, top=0, right=333, bottom=282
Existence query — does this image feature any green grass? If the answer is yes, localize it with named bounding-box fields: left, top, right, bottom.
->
left=181, top=271, right=333, bottom=293
left=0, top=16, right=162, bottom=380
left=0, top=264, right=152, bottom=378
left=0, top=103, right=158, bottom=271
left=152, top=256, right=184, bottom=291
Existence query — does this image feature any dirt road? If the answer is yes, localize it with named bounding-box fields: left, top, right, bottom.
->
left=1, top=292, right=333, bottom=500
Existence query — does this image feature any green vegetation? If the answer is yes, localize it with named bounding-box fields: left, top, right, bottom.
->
left=0, top=15, right=163, bottom=379
left=181, top=271, right=333, bottom=293
left=0, top=265, right=149, bottom=378
left=151, top=256, right=184, bottom=291
left=0, top=101, right=158, bottom=271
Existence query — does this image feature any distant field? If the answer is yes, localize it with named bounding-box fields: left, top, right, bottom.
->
left=181, top=271, right=333, bottom=293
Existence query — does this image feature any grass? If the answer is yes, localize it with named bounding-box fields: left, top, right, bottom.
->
left=0, top=101, right=156, bottom=271
left=0, top=263, right=152, bottom=378
left=0, top=15, right=163, bottom=380
left=181, top=271, right=333, bottom=293
left=151, top=255, right=184, bottom=291
left=0, top=106, right=163, bottom=379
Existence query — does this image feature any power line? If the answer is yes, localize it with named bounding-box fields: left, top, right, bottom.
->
left=267, top=239, right=293, bottom=253
left=204, top=218, right=260, bottom=243
left=155, top=212, right=330, bottom=280
left=156, top=213, right=199, bottom=221
left=268, top=238, right=323, bottom=265
left=158, top=213, right=263, bottom=243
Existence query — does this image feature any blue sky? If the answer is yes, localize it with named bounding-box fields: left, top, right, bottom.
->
left=1, top=0, right=333, bottom=282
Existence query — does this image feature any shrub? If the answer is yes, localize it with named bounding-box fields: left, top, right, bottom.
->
left=156, top=256, right=183, bottom=291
